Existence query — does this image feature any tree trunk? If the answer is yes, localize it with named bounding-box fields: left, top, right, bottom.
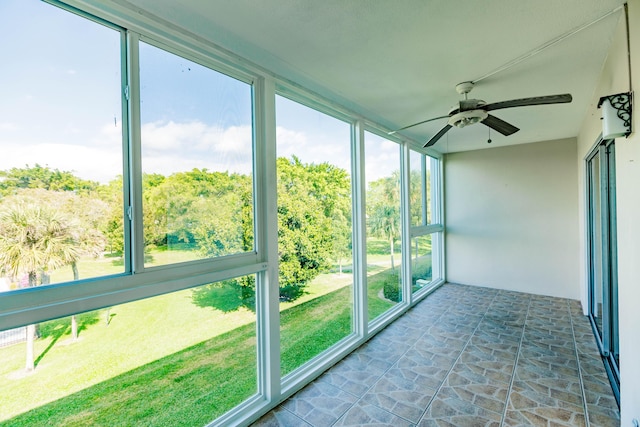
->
left=25, top=271, right=37, bottom=372
left=389, top=236, right=395, bottom=271
left=71, top=262, right=79, bottom=340
left=25, top=324, right=35, bottom=371
left=71, top=316, right=78, bottom=340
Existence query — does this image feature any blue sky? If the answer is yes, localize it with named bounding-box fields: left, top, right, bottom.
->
left=0, top=0, right=398, bottom=184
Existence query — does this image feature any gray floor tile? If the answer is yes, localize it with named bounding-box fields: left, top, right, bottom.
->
left=320, top=356, right=386, bottom=397
left=436, top=383, right=508, bottom=415
left=251, top=407, right=312, bottom=427
left=419, top=394, right=502, bottom=427
left=333, top=400, right=414, bottom=427
left=251, top=283, right=619, bottom=427
left=282, top=381, right=358, bottom=426
left=361, top=366, right=437, bottom=422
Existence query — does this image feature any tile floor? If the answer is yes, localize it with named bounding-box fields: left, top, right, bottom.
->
left=251, top=283, right=620, bottom=427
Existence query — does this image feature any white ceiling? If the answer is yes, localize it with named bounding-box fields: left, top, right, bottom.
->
left=121, top=0, right=626, bottom=153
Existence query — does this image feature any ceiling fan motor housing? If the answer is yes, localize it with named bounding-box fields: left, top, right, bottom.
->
left=448, top=109, right=488, bottom=128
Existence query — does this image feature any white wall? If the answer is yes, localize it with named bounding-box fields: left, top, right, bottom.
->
left=445, top=138, right=580, bottom=299
left=577, top=1, right=640, bottom=423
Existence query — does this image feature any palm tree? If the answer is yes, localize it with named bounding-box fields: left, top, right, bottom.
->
left=69, top=227, right=105, bottom=340
left=369, top=204, right=400, bottom=271
left=0, top=202, right=81, bottom=371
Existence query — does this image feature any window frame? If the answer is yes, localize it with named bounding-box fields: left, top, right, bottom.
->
left=0, top=7, right=266, bottom=332
left=407, top=151, right=445, bottom=297
left=0, top=2, right=447, bottom=426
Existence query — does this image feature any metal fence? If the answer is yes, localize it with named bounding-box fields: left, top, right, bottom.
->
left=0, top=327, right=26, bottom=348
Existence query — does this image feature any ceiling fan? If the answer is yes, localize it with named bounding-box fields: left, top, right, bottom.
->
left=390, top=82, right=572, bottom=148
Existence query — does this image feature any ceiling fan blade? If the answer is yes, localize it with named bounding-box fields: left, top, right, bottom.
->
left=484, top=94, right=572, bottom=111
left=482, top=114, right=519, bottom=136
left=423, top=124, right=452, bottom=147
left=389, top=115, right=450, bottom=135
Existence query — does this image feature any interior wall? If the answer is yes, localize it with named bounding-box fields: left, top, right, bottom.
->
left=444, top=138, right=580, bottom=299
left=577, top=0, right=640, bottom=422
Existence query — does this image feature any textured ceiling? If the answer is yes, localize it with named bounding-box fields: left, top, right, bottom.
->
left=121, top=0, right=626, bottom=152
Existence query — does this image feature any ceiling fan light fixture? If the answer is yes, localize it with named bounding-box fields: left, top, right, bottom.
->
left=448, top=109, right=488, bottom=128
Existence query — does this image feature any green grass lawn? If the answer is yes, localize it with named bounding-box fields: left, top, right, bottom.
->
left=0, top=287, right=362, bottom=426
left=0, top=245, right=405, bottom=426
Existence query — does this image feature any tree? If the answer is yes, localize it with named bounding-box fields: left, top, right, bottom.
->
left=331, top=209, right=351, bottom=274
left=276, top=157, right=349, bottom=300
left=369, top=204, right=400, bottom=270
left=1, top=188, right=109, bottom=340
left=98, top=176, right=125, bottom=255
left=0, top=164, right=97, bottom=196
left=367, top=172, right=401, bottom=270
left=0, top=202, right=81, bottom=371
left=141, top=169, right=253, bottom=256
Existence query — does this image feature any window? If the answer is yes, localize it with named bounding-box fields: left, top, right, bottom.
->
left=139, top=42, right=254, bottom=268
left=0, top=1, right=445, bottom=425
left=0, top=276, right=258, bottom=426
left=586, top=139, right=619, bottom=403
left=1, top=3, right=263, bottom=424
left=364, top=132, right=403, bottom=321
left=0, top=0, right=124, bottom=291
left=275, top=95, right=354, bottom=375
left=408, top=149, right=442, bottom=294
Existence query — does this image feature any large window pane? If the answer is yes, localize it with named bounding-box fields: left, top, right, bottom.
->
left=276, top=95, right=353, bottom=375
left=0, top=276, right=257, bottom=425
left=409, top=150, right=439, bottom=294
left=139, top=43, right=254, bottom=268
left=409, top=151, right=424, bottom=226
left=0, top=0, right=124, bottom=292
left=409, top=150, right=434, bottom=227
left=365, top=132, right=403, bottom=321
left=411, top=235, right=432, bottom=293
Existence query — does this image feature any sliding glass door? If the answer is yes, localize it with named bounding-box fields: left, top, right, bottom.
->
left=586, top=138, right=619, bottom=404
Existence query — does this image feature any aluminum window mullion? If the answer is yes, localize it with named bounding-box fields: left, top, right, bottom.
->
left=434, top=156, right=444, bottom=280
left=352, top=120, right=368, bottom=338
left=400, top=144, right=412, bottom=304
left=431, top=156, right=442, bottom=226
left=254, top=77, right=280, bottom=403
left=126, top=31, right=145, bottom=274
left=118, top=29, right=133, bottom=274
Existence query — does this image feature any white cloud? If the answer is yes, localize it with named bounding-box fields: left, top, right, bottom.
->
left=93, top=121, right=123, bottom=147
left=276, top=126, right=307, bottom=150
left=275, top=125, right=353, bottom=173
left=0, top=142, right=122, bottom=184
left=215, top=125, right=252, bottom=154
left=0, top=119, right=396, bottom=183
left=140, top=120, right=253, bottom=175
left=0, top=122, right=18, bottom=131
left=141, top=120, right=252, bottom=155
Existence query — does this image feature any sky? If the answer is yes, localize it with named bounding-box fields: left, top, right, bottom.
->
left=0, top=0, right=401, bottom=185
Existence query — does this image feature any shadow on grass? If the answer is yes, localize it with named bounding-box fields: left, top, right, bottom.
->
left=191, top=280, right=256, bottom=313
left=191, top=277, right=309, bottom=313
left=35, top=311, right=100, bottom=368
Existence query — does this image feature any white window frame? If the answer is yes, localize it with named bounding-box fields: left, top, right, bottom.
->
left=0, top=1, right=447, bottom=426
